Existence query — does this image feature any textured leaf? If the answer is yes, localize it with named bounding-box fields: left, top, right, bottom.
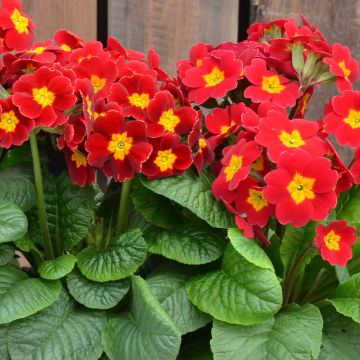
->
left=148, top=225, right=226, bottom=265
left=7, top=290, right=105, bottom=360
left=141, top=170, right=235, bottom=228
left=338, top=186, right=360, bottom=227
left=77, top=229, right=147, bottom=282
left=28, top=171, right=95, bottom=250
left=66, top=269, right=130, bottom=309
left=228, top=228, right=274, bottom=271
left=38, top=255, right=77, bottom=280
left=147, top=264, right=210, bottom=334
left=211, top=304, right=323, bottom=360
left=186, top=244, right=282, bottom=325
left=328, top=273, right=360, bottom=323
left=0, top=167, right=36, bottom=212
left=0, top=201, right=27, bottom=244
left=335, top=265, right=350, bottom=284
left=0, top=266, right=61, bottom=324
left=0, top=145, right=32, bottom=171
left=0, top=245, right=15, bottom=266
left=319, top=307, right=360, bottom=360
left=0, top=325, right=10, bottom=360
left=102, top=276, right=181, bottom=360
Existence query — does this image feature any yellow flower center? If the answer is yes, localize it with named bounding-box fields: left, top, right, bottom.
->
left=61, top=44, right=72, bottom=52
left=128, top=92, right=150, bottom=109
left=203, top=66, right=225, bottom=87
left=70, top=150, right=87, bottom=168
left=85, top=96, right=93, bottom=118
left=220, top=125, right=230, bottom=134
left=224, top=155, right=243, bottom=182
left=196, top=59, right=203, bottom=67
left=27, top=47, right=46, bottom=55
left=154, top=149, right=177, bottom=172
left=198, top=138, right=207, bottom=154
left=0, top=111, right=19, bottom=133
left=338, top=61, right=351, bottom=80
left=247, top=189, right=268, bottom=212
left=32, top=87, right=55, bottom=108
left=10, top=8, right=29, bottom=34
left=252, top=156, right=264, bottom=172
left=261, top=75, right=285, bottom=94
left=279, top=130, right=305, bottom=148
left=343, top=109, right=360, bottom=129
left=107, top=132, right=133, bottom=160
left=323, top=230, right=341, bottom=251
left=158, top=109, right=180, bottom=132
left=94, top=111, right=106, bottom=121
left=287, top=173, right=315, bottom=205
left=90, top=75, right=106, bottom=94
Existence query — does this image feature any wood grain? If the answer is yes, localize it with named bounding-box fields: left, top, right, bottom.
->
left=108, top=0, right=239, bottom=75
left=22, top=0, right=97, bottom=42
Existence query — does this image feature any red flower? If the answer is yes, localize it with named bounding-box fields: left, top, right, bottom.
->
left=147, top=90, right=197, bottom=137
left=142, top=132, right=192, bottom=179
left=263, top=150, right=338, bottom=227
left=323, top=90, right=360, bottom=148
left=69, top=41, right=109, bottom=64
left=181, top=50, right=242, bottom=105
left=85, top=110, right=152, bottom=182
left=255, top=110, right=326, bottom=162
left=244, top=58, right=300, bottom=108
left=57, top=115, right=87, bottom=150
left=12, top=66, right=76, bottom=127
left=0, top=0, right=35, bottom=50
left=109, top=74, right=158, bottom=120
left=21, top=40, right=58, bottom=64
left=350, top=146, right=360, bottom=184
left=0, top=96, right=33, bottom=148
left=315, top=220, right=357, bottom=266
left=54, top=29, right=84, bottom=52
left=324, top=43, right=359, bottom=92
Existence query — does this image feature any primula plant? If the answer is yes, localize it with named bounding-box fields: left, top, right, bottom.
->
left=2, top=1, right=360, bottom=359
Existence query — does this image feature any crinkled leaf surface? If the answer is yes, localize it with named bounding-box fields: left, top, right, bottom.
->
left=0, top=201, right=27, bottom=244
left=38, top=255, right=77, bottom=280
left=0, top=245, right=15, bottom=266
left=102, top=276, right=181, bottom=360
left=0, top=325, right=10, bottom=360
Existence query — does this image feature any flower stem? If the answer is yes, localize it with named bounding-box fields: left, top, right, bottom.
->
left=29, top=131, right=55, bottom=260
left=116, top=180, right=132, bottom=235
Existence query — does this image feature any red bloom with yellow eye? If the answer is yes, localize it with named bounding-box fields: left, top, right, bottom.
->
left=323, top=90, right=360, bottom=148
left=263, top=150, right=338, bottom=227
left=212, top=139, right=261, bottom=200
left=205, top=103, right=245, bottom=136
left=142, top=132, right=192, bottom=179
left=147, top=90, right=197, bottom=138
left=54, top=29, right=84, bottom=52
left=244, top=58, right=300, bottom=108
left=181, top=50, right=242, bottom=105
left=109, top=74, right=158, bottom=120
left=315, top=220, right=357, bottom=266
left=12, top=66, right=76, bottom=127
left=324, top=43, right=359, bottom=92
left=0, top=96, right=33, bottom=148
left=64, top=146, right=96, bottom=187
left=350, top=146, right=360, bottom=184
left=85, top=110, right=152, bottom=182
left=0, top=0, right=35, bottom=50
left=255, top=110, right=326, bottom=162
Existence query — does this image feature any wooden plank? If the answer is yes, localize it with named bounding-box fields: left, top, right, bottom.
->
left=22, top=0, right=97, bottom=42
left=108, top=0, right=239, bottom=75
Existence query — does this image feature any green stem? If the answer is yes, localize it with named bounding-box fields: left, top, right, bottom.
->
left=116, top=180, right=132, bottom=235
left=0, top=84, right=10, bottom=99
left=283, top=243, right=313, bottom=305
left=29, top=132, right=55, bottom=260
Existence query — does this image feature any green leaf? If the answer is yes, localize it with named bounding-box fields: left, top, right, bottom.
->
left=147, top=264, right=210, bottom=334
left=77, top=229, right=147, bottom=282
left=186, top=244, right=282, bottom=325
left=66, top=269, right=130, bottom=309
left=102, top=276, right=181, bottom=360
left=0, top=325, right=10, bottom=360
left=28, top=171, right=95, bottom=250
left=228, top=228, right=274, bottom=271
left=38, top=255, right=77, bottom=280
left=148, top=225, right=226, bottom=265
left=328, top=273, right=360, bottom=323
left=7, top=290, right=105, bottom=360
left=0, top=266, right=61, bottom=324
left=0, top=201, right=28, bottom=244
left=335, top=265, right=350, bottom=284
left=0, top=245, right=15, bottom=266
left=0, top=145, right=32, bottom=171
left=141, top=170, right=235, bottom=228
left=338, top=185, right=360, bottom=228
left=319, top=306, right=360, bottom=360
left=0, top=167, right=36, bottom=212
left=280, top=222, right=316, bottom=276
left=211, top=304, right=323, bottom=360
left=131, top=180, right=181, bottom=229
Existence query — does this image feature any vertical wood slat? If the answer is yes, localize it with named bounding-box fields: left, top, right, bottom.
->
left=108, top=0, right=239, bottom=75
left=23, top=0, right=98, bottom=42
